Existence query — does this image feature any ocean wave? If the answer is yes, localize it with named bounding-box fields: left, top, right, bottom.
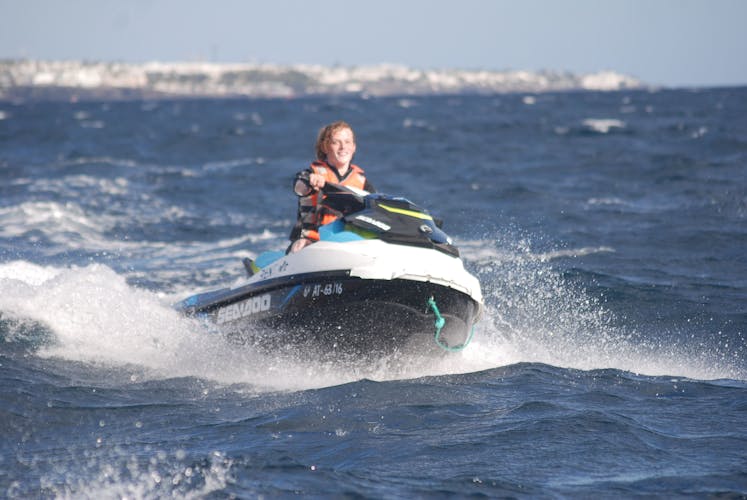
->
left=1, top=253, right=743, bottom=395
left=0, top=199, right=283, bottom=279
left=31, top=174, right=130, bottom=196
left=0, top=261, right=234, bottom=380
left=52, top=155, right=141, bottom=169
left=582, top=118, right=627, bottom=134
left=554, top=117, right=629, bottom=136
left=0, top=201, right=119, bottom=246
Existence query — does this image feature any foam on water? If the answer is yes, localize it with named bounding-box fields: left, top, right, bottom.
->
left=461, top=239, right=746, bottom=381
left=0, top=262, right=253, bottom=382
left=31, top=174, right=130, bottom=197
left=1, top=246, right=742, bottom=395
left=0, top=196, right=284, bottom=291
left=0, top=261, right=430, bottom=391
left=581, top=118, right=627, bottom=134
left=0, top=201, right=130, bottom=254
left=19, top=449, right=233, bottom=500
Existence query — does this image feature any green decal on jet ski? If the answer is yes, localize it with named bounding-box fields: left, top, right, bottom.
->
left=378, top=203, right=434, bottom=220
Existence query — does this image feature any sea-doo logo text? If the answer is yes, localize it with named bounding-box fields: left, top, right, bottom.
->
left=216, top=294, right=271, bottom=324
left=355, top=215, right=391, bottom=231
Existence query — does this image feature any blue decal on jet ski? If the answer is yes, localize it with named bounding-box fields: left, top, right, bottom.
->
left=318, top=219, right=366, bottom=242
left=279, top=284, right=302, bottom=309
left=254, top=250, right=285, bottom=268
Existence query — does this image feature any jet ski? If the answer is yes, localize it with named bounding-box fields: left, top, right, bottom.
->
left=176, top=184, right=483, bottom=355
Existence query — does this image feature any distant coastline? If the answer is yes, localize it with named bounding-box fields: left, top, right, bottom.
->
left=0, top=59, right=645, bottom=101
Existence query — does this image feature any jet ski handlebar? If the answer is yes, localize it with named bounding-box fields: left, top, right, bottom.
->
left=318, top=182, right=369, bottom=217
left=321, top=182, right=369, bottom=197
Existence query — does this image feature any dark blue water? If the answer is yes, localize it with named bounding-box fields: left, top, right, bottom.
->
left=1, top=88, right=746, bottom=498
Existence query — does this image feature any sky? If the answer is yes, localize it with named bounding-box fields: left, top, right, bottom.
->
left=1, top=0, right=746, bottom=87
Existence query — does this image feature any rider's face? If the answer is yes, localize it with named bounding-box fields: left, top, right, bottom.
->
left=324, top=128, right=356, bottom=169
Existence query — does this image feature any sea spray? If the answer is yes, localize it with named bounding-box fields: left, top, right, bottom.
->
left=460, top=235, right=746, bottom=380
left=3, top=249, right=742, bottom=393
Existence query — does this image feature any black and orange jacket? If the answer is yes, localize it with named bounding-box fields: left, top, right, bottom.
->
left=289, top=161, right=374, bottom=241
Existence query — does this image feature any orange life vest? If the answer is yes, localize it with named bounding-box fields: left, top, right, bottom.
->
left=305, top=161, right=367, bottom=241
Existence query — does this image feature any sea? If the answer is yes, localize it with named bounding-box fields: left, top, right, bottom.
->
left=1, top=87, right=746, bottom=498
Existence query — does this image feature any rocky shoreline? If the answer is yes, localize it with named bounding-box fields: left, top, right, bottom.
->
left=0, top=60, right=645, bottom=101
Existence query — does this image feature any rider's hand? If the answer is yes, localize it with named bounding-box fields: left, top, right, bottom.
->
left=309, top=173, right=326, bottom=191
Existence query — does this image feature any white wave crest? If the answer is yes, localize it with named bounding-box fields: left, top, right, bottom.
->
left=1, top=249, right=741, bottom=391
left=0, top=261, right=416, bottom=390
left=582, top=118, right=626, bottom=134
left=0, top=201, right=119, bottom=248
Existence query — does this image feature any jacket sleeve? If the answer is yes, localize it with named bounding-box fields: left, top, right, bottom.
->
left=289, top=168, right=316, bottom=241
left=293, top=169, right=313, bottom=196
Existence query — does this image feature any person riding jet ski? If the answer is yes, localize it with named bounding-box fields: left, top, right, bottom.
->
left=288, top=121, right=376, bottom=253
left=180, top=120, right=482, bottom=354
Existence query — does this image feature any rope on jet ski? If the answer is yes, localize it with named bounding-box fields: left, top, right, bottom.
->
left=427, top=296, right=474, bottom=352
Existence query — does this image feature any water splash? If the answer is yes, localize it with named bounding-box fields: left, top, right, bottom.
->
left=0, top=253, right=743, bottom=393
left=20, top=449, right=233, bottom=499
left=0, top=261, right=446, bottom=390
left=459, top=236, right=746, bottom=381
